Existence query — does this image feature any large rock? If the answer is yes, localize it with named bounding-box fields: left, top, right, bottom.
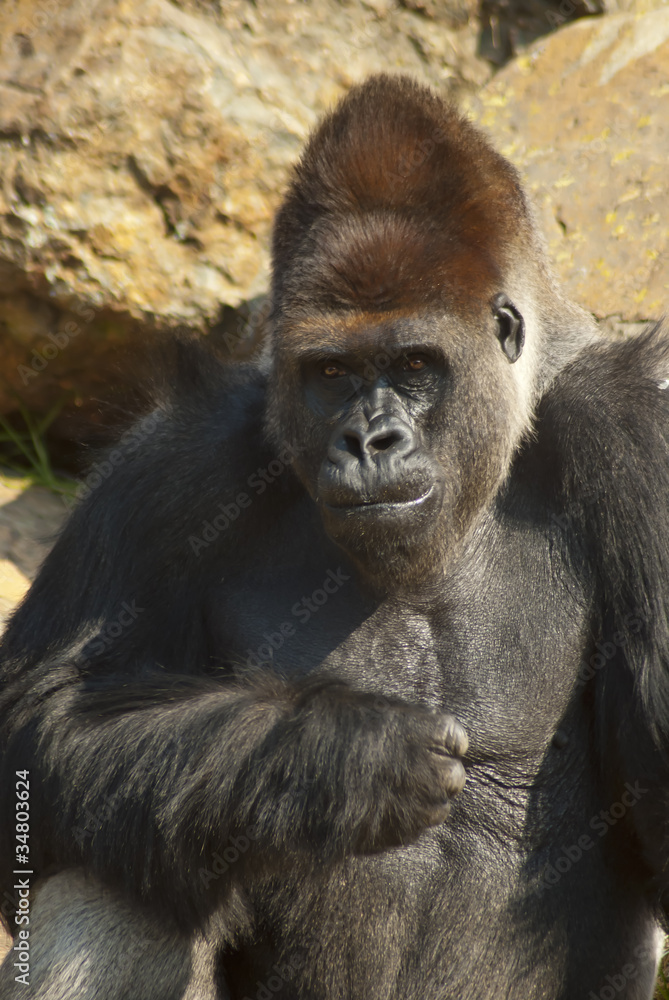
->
left=466, top=7, right=669, bottom=323
left=0, top=0, right=491, bottom=427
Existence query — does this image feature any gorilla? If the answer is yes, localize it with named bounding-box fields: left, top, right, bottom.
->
left=1, top=74, right=669, bottom=1000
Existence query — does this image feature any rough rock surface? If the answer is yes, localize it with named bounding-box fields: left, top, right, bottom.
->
left=466, top=7, right=669, bottom=324
left=0, top=0, right=491, bottom=420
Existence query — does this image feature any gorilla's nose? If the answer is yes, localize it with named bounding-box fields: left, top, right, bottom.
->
left=328, top=416, right=416, bottom=465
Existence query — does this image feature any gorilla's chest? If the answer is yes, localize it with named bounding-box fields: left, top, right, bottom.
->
left=213, top=527, right=601, bottom=998
left=207, top=523, right=588, bottom=775
left=218, top=564, right=596, bottom=999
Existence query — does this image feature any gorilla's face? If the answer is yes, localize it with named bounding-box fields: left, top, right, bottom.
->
left=307, top=337, right=450, bottom=566
left=268, top=301, right=526, bottom=584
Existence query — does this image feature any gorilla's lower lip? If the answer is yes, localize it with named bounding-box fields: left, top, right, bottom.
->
left=324, top=485, right=435, bottom=514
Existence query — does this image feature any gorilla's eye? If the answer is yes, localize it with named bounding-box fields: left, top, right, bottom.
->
left=321, top=362, right=348, bottom=379
left=401, top=355, right=428, bottom=372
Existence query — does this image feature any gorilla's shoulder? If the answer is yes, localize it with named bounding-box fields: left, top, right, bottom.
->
left=0, top=346, right=278, bottom=669
left=530, top=320, right=669, bottom=671
left=517, top=322, right=669, bottom=523
left=536, top=322, right=669, bottom=524
left=535, top=323, right=669, bottom=512
left=546, top=320, right=669, bottom=427
left=151, top=338, right=270, bottom=449
left=535, top=320, right=669, bottom=483
left=78, top=343, right=272, bottom=510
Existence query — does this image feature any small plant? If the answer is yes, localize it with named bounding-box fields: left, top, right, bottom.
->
left=0, top=401, right=77, bottom=498
left=656, top=950, right=669, bottom=1000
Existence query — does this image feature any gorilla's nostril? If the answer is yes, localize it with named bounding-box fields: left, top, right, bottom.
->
left=343, top=433, right=364, bottom=460
left=369, top=432, right=401, bottom=453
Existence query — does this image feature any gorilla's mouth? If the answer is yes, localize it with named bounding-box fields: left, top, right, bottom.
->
left=324, top=484, right=436, bottom=516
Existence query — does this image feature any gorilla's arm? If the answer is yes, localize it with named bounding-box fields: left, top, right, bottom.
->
left=1, top=661, right=465, bottom=930
left=540, top=322, right=669, bottom=918
left=0, top=353, right=465, bottom=932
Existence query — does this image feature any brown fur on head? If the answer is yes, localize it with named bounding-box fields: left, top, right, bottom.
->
left=271, top=74, right=533, bottom=321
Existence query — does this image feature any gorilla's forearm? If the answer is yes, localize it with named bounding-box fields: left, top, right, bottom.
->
left=0, top=663, right=465, bottom=929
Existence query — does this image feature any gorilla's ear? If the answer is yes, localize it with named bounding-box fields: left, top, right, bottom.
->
left=492, top=294, right=525, bottom=363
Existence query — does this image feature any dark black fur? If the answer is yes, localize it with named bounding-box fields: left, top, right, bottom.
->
left=1, top=75, right=669, bottom=1000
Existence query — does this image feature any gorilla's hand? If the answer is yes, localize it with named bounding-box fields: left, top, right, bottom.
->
left=245, top=680, right=468, bottom=857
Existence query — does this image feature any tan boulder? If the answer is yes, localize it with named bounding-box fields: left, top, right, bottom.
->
left=0, top=0, right=490, bottom=423
left=466, top=7, right=669, bottom=322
